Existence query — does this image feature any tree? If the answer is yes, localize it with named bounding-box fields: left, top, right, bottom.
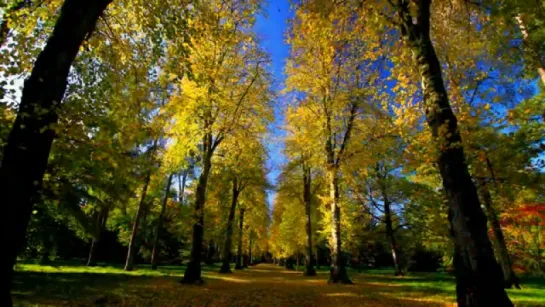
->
left=348, top=159, right=407, bottom=276
left=286, top=1, right=383, bottom=283
left=368, top=1, right=512, bottom=305
left=238, top=180, right=270, bottom=267
left=217, top=136, right=268, bottom=273
left=150, top=173, right=174, bottom=270
left=235, top=207, right=245, bottom=270
left=124, top=139, right=159, bottom=271
left=219, top=177, right=242, bottom=273
left=301, top=164, right=316, bottom=276
left=86, top=206, right=110, bottom=267
left=166, top=0, right=271, bottom=283
left=0, top=0, right=112, bottom=304
left=283, top=132, right=321, bottom=276
left=476, top=1, right=545, bottom=85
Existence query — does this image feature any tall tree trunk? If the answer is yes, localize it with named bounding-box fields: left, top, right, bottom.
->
left=303, top=166, right=316, bottom=276
left=327, top=167, right=351, bottom=283
left=515, top=14, right=545, bottom=86
left=151, top=173, right=173, bottom=270
left=376, top=164, right=403, bottom=276
left=477, top=178, right=520, bottom=289
left=384, top=200, right=402, bottom=276
left=181, top=151, right=212, bottom=284
left=205, top=239, right=215, bottom=265
left=86, top=211, right=100, bottom=267
left=87, top=207, right=109, bottom=267
left=220, top=181, right=239, bottom=273
left=0, top=0, right=112, bottom=305
left=124, top=163, right=154, bottom=271
left=87, top=238, right=99, bottom=267
left=248, top=234, right=253, bottom=266
left=235, top=207, right=245, bottom=270
left=393, top=1, right=511, bottom=305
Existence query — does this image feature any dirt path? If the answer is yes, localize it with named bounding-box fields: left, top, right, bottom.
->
left=144, top=264, right=451, bottom=307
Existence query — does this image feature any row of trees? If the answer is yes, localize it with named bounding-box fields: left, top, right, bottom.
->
left=0, top=0, right=272, bottom=304
left=0, top=0, right=544, bottom=306
left=270, top=1, right=545, bottom=306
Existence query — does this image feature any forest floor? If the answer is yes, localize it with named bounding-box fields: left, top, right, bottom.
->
left=12, top=262, right=545, bottom=306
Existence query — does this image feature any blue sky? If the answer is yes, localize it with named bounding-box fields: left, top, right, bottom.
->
left=254, top=0, right=292, bottom=206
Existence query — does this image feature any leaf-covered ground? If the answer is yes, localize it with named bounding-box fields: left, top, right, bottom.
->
left=12, top=263, right=545, bottom=306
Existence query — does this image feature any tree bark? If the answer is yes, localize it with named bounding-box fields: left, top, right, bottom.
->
left=151, top=173, right=173, bottom=270
left=248, top=235, right=253, bottom=266
left=303, top=166, right=316, bottom=276
left=181, top=150, right=212, bottom=284
left=327, top=167, right=352, bottom=283
left=124, top=161, right=154, bottom=271
left=0, top=0, right=112, bottom=305
left=393, top=1, right=511, bottom=305
left=220, top=181, right=240, bottom=273
left=477, top=178, right=520, bottom=289
left=235, top=207, right=245, bottom=270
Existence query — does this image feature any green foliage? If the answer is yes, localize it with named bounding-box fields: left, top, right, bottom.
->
left=3, top=0, right=545, bottom=302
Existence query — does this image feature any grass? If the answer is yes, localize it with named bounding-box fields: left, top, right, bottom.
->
left=12, top=262, right=545, bottom=306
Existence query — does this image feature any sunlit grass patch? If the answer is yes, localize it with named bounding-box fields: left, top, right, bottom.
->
left=325, top=292, right=360, bottom=297
left=205, top=275, right=252, bottom=283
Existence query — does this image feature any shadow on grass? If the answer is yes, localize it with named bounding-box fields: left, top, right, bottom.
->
left=12, top=262, right=220, bottom=306
left=12, top=271, right=142, bottom=305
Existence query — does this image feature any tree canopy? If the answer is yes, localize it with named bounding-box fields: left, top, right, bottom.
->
left=1, top=0, right=545, bottom=306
